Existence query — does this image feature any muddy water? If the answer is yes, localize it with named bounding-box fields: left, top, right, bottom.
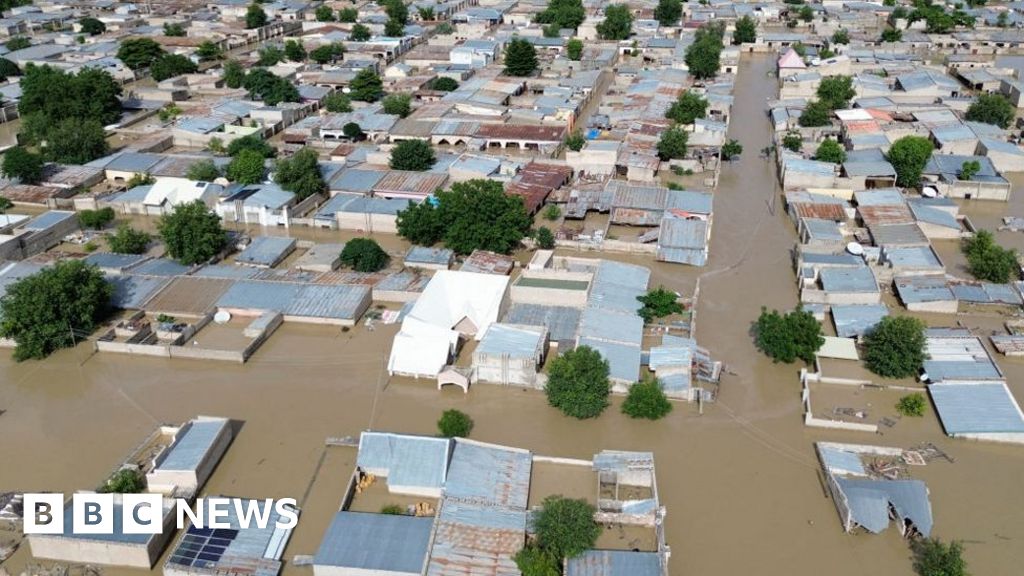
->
left=2, top=53, right=1024, bottom=576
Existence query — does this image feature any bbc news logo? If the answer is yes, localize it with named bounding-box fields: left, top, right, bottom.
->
left=23, top=494, right=299, bottom=535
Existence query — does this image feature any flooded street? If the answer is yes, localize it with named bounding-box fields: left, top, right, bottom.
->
left=3, top=54, right=1024, bottom=576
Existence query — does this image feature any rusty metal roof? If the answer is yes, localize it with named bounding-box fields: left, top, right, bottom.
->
left=373, top=171, right=448, bottom=198
left=474, top=124, right=566, bottom=142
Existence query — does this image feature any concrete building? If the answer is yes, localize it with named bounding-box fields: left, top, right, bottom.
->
left=0, top=210, right=79, bottom=261
left=471, top=323, right=548, bottom=388
left=146, top=416, right=233, bottom=496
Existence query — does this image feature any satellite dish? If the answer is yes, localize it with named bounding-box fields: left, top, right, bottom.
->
left=921, top=186, right=938, bottom=198
left=846, top=242, right=864, bottom=256
left=214, top=310, right=231, bottom=324
left=342, top=87, right=352, bottom=94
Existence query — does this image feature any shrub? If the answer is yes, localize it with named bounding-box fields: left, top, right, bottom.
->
left=564, top=130, right=585, bottom=151
left=754, top=306, right=824, bottom=364
left=913, top=539, right=968, bottom=576
left=815, top=139, right=846, bottom=164
left=437, top=409, right=474, bottom=437
left=186, top=159, right=221, bottom=182
left=782, top=132, right=803, bottom=152
left=965, top=93, right=1014, bottom=129
left=514, top=545, right=560, bottom=576
left=721, top=139, right=743, bottom=160
left=621, top=377, right=673, bottom=420
left=98, top=469, right=145, bottom=494
left=543, top=204, right=561, bottom=221
left=107, top=225, right=151, bottom=255
left=79, top=207, right=115, bottom=229
left=536, top=226, right=555, bottom=249
left=567, top=38, right=584, bottom=60
left=339, top=237, right=389, bottom=272
left=380, top=504, right=405, bottom=515
left=429, top=76, right=459, bottom=91
left=389, top=139, right=436, bottom=171
left=636, top=287, right=683, bottom=322
left=864, top=316, right=926, bottom=379
left=545, top=346, right=610, bottom=419
left=963, top=229, right=1017, bottom=283
left=533, top=496, right=600, bottom=560
left=896, top=393, right=927, bottom=417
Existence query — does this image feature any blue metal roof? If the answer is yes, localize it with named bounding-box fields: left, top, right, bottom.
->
left=108, top=275, right=170, bottom=309
left=503, top=304, right=580, bottom=342
left=831, top=304, right=887, bottom=338
left=819, top=267, right=878, bottom=293
left=444, top=441, right=532, bottom=508
left=819, top=446, right=867, bottom=476
left=157, top=418, right=229, bottom=472
left=834, top=478, right=933, bottom=537
left=579, top=337, right=641, bottom=383
left=908, top=202, right=959, bottom=230
left=930, top=382, right=1024, bottom=435
left=883, top=245, right=942, bottom=269
left=405, top=245, right=453, bottom=266
left=314, top=512, right=432, bottom=572
left=476, top=324, right=544, bottom=358
left=84, top=252, right=148, bottom=271
left=566, top=551, right=662, bottom=576
left=328, top=169, right=386, bottom=193
left=580, top=307, right=643, bottom=345
left=803, top=218, right=843, bottom=242
left=357, top=432, right=451, bottom=491
left=23, top=210, right=76, bottom=231
left=237, top=236, right=297, bottom=267
left=216, top=281, right=369, bottom=320
left=132, top=258, right=192, bottom=277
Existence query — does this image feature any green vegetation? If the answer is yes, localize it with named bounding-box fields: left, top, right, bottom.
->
left=535, top=0, right=586, bottom=30
left=227, top=149, right=267, bottom=184
left=958, top=160, right=980, bottom=181
left=621, top=377, right=673, bottom=420
left=437, top=409, right=474, bottom=437
left=382, top=93, right=412, bottom=117
left=799, top=4, right=814, bottom=22
left=223, top=60, right=246, bottom=88
left=151, top=53, right=198, bottom=82
left=389, top=139, right=436, bottom=171
left=532, top=496, right=601, bottom=559
left=536, top=226, right=555, bottom=249
left=284, top=39, right=307, bottom=62
left=2, top=146, right=45, bottom=184
left=0, top=260, right=112, bottom=361
left=543, top=204, right=562, bottom=221
left=324, top=92, right=353, bottom=112
left=98, top=469, right=145, bottom=494
left=817, top=75, right=855, bottom=110
left=79, top=207, right=115, bottom=230
left=126, top=172, right=156, bottom=189
left=798, top=100, right=831, bottom=127
left=964, top=229, right=1018, bottom=283
left=656, top=126, right=688, bottom=160
left=754, top=306, right=824, bottom=364
left=343, top=122, right=364, bottom=140
left=418, top=6, right=436, bottom=20
left=274, top=148, right=326, bottom=199
left=316, top=5, right=336, bottom=21
left=429, top=76, right=459, bottom=91
left=310, top=42, right=345, bottom=64
left=896, top=393, right=927, bottom=417
left=228, top=134, right=276, bottom=158
left=831, top=28, right=849, bottom=44
left=338, top=7, right=359, bottom=22
left=243, top=68, right=300, bottom=105
left=654, top=0, right=682, bottom=26
left=782, top=131, right=803, bottom=152
left=567, top=38, right=584, bottom=60
left=380, top=504, right=405, bottom=515
left=913, top=538, right=968, bottom=576
left=684, top=22, right=724, bottom=79
left=733, top=15, right=756, bottom=44
left=340, top=237, right=389, bottom=272
left=350, top=23, right=372, bottom=42
left=637, top=287, right=683, bottom=322
left=163, top=22, right=185, bottom=36
left=435, top=22, right=454, bottom=34
left=158, top=200, right=228, bottom=265
left=504, top=38, right=538, bottom=76
left=815, top=139, right=846, bottom=164
left=887, top=135, right=933, bottom=188
left=117, top=38, right=164, bottom=70
left=0, top=57, right=20, bottom=81
left=564, top=130, right=586, bottom=151
left=514, top=545, right=560, bottom=576
left=107, top=225, right=151, bottom=255
left=186, top=159, right=221, bottom=182
left=258, top=45, right=285, bottom=66
left=43, top=117, right=111, bottom=165
left=597, top=4, right=633, bottom=40
left=246, top=3, right=268, bottom=29
left=197, top=41, right=224, bottom=62
left=6, top=36, right=30, bottom=51
left=396, top=179, right=531, bottom=254
left=0, top=197, right=12, bottom=213
left=965, top=93, right=1015, bottom=129
left=665, top=91, right=708, bottom=125
left=721, top=139, right=743, bottom=160
left=79, top=17, right=106, bottom=35
left=545, top=346, right=610, bottom=419
left=864, top=316, right=926, bottom=379
left=880, top=28, right=902, bottom=43
left=350, top=68, right=385, bottom=101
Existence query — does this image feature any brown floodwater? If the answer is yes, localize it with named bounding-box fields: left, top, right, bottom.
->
left=3, top=54, right=1024, bottom=576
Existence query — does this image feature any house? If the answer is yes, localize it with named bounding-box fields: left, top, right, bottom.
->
left=146, top=416, right=232, bottom=496
left=215, top=183, right=296, bottom=227
left=403, top=245, right=454, bottom=270
left=236, top=236, right=297, bottom=268
left=111, top=178, right=224, bottom=216
left=0, top=210, right=79, bottom=261
left=929, top=381, right=1024, bottom=445
left=471, top=323, right=548, bottom=388
left=921, top=154, right=1011, bottom=201
left=777, top=47, right=806, bottom=78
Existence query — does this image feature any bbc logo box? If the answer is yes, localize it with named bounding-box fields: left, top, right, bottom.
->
left=26, top=493, right=177, bottom=570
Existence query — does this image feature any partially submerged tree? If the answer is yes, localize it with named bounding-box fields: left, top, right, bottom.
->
left=896, top=393, right=927, bottom=417
left=339, top=237, right=389, bottom=272
left=284, top=39, right=307, bottom=62
left=107, top=225, right=151, bottom=255
left=636, top=287, right=683, bottom=322
left=721, top=139, right=743, bottom=160
left=754, top=306, right=824, bottom=364
left=97, top=469, right=145, bottom=494
left=389, top=139, right=436, bottom=171
left=621, top=377, right=673, bottom=420
left=0, top=260, right=112, bottom=361
left=913, top=538, right=968, bottom=576
left=733, top=15, right=756, bottom=44
left=963, top=229, right=1017, bottom=283
left=186, top=159, right=221, bottom=182
left=684, top=22, right=724, bottom=79
left=887, top=135, right=933, bottom=188
left=864, top=316, right=926, bottom=379
left=437, top=409, right=474, bottom=437
left=536, top=226, right=555, bottom=249
left=545, top=345, right=610, bottom=419
left=246, top=3, right=268, bottom=29
left=157, top=200, right=227, bottom=265
left=226, top=149, right=267, bottom=184
left=797, top=99, right=831, bottom=127
left=78, top=207, right=115, bottom=229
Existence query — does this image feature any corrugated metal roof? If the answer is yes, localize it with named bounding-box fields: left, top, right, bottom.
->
left=566, top=551, right=663, bottom=576
left=109, top=275, right=170, bottom=309
left=237, top=236, right=297, bottom=267
left=883, top=245, right=943, bottom=269
left=131, top=258, right=192, bottom=277
left=476, top=324, right=545, bottom=358
left=895, top=274, right=954, bottom=304
left=834, top=477, right=933, bottom=537
left=831, top=304, right=887, bottom=338
left=314, top=512, right=433, bottom=572
left=22, top=210, right=76, bottom=231
left=503, top=304, right=580, bottom=342
left=579, top=337, right=641, bottom=382
left=819, top=267, right=878, bottom=293
left=357, top=432, right=451, bottom=490
left=157, top=418, right=229, bottom=472
left=870, top=223, right=929, bottom=246
left=930, top=382, right=1024, bottom=434
left=84, top=252, right=148, bottom=272
left=406, top=245, right=454, bottom=266
left=444, top=441, right=531, bottom=508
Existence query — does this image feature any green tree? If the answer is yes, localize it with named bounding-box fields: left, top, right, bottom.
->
left=117, top=38, right=165, bottom=70
left=533, top=496, right=601, bottom=558
left=258, top=45, right=285, bottom=66
left=246, top=3, right=269, bottom=28
left=418, top=6, right=435, bottom=20
left=107, top=225, right=151, bottom=255
left=817, top=75, right=855, bottom=110
left=721, top=139, right=743, bottom=160
left=227, top=134, right=276, bottom=158
left=382, top=93, right=412, bottom=117
left=864, top=316, right=926, bottom=378
left=430, top=76, right=459, bottom=91
left=150, top=53, right=198, bottom=82
left=913, top=539, right=968, bottom=576
left=2, top=146, right=45, bottom=184
left=437, top=409, right=474, bottom=437
left=782, top=131, right=803, bottom=152
left=798, top=100, right=831, bottom=127
left=887, top=135, right=933, bottom=188
left=815, top=139, right=846, bottom=163
left=97, top=469, right=145, bottom=494
left=186, top=159, right=221, bottom=181
left=958, top=160, right=980, bottom=181
left=0, top=57, right=20, bottom=81
left=997, top=11, right=1008, bottom=27
left=163, top=22, right=186, bottom=36
left=274, top=148, right=326, bottom=199
left=597, top=4, right=632, bottom=40
left=384, top=18, right=406, bottom=36
left=158, top=200, right=228, bottom=265
left=243, top=68, right=300, bottom=105
left=316, top=5, right=336, bottom=21
left=535, top=0, right=586, bottom=30
left=536, top=226, right=555, bottom=249
left=16, top=65, right=122, bottom=135
left=514, top=545, right=560, bottom=576
left=665, top=91, right=708, bottom=124
left=389, top=139, right=436, bottom=171
left=340, top=237, right=389, bottom=272
left=545, top=346, right=610, bottom=419
left=126, top=172, right=156, bottom=189
left=685, top=23, right=724, bottom=79
left=755, top=306, right=824, bottom=364
left=395, top=199, right=445, bottom=246
left=284, top=39, right=307, bottom=62
left=78, top=207, right=115, bottom=229
left=504, top=38, right=538, bottom=76
left=896, top=393, right=927, bottom=417
left=44, top=118, right=109, bottom=164
left=656, top=126, right=688, bottom=160
left=654, top=0, right=682, bottom=26
left=223, top=60, right=246, bottom=88
left=435, top=22, right=454, bottom=34
left=6, top=37, right=30, bottom=51
left=310, top=42, right=345, bottom=64
left=350, top=68, right=384, bottom=101
left=0, top=197, right=12, bottom=213
left=338, top=7, right=359, bottom=22
left=832, top=28, right=850, bottom=44
left=733, top=15, right=757, bottom=44
left=565, top=130, right=585, bottom=151
left=343, top=122, right=364, bottom=139
left=543, top=204, right=561, bottom=221
left=350, top=23, right=372, bottom=41
left=0, top=260, right=112, bottom=361
left=637, top=286, right=683, bottom=322
left=963, top=229, right=1017, bottom=283
left=880, top=27, right=902, bottom=42
left=622, top=376, right=673, bottom=419
left=566, top=38, right=584, bottom=60
left=965, top=93, right=1015, bottom=129
left=226, top=149, right=267, bottom=184
left=384, top=0, right=409, bottom=24
left=196, top=41, right=224, bottom=62
left=799, top=4, right=814, bottom=22
left=79, top=17, right=106, bottom=35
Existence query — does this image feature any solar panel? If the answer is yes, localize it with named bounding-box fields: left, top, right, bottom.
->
left=170, top=526, right=239, bottom=567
